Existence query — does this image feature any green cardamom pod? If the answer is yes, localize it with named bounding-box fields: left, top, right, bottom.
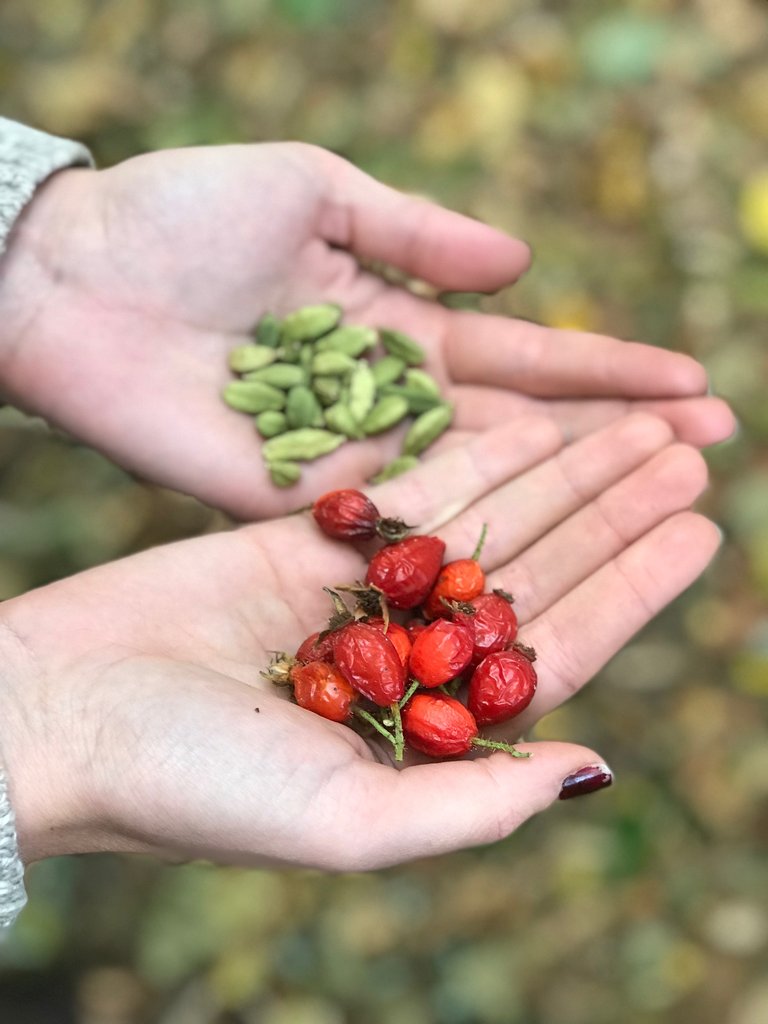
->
left=369, top=454, right=420, bottom=484
left=311, top=350, right=357, bottom=377
left=299, top=343, right=315, bottom=373
left=253, top=313, right=281, bottom=348
left=315, top=325, right=378, bottom=357
left=262, top=428, right=346, bottom=462
left=255, top=410, right=288, bottom=438
left=370, top=355, right=407, bottom=387
left=244, top=363, right=307, bottom=389
left=404, top=368, right=441, bottom=397
left=324, top=402, right=364, bottom=439
left=380, top=384, right=443, bottom=415
left=278, top=339, right=303, bottom=363
left=379, top=328, right=426, bottom=366
left=268, top=461, right=302, bottom=487
left=223, top=380, right=286, bottom=414
left=313, top=376, right=343, bottom=407
left=360, top=395, right=410, bottom=435
left=347, top=361, right=376, bottom=423
left=228, top=344, right=278, bottom=374
left=281, top=303, right=341, bottom=342
left=286, top=385, right=324, bottom=430
left=402, top=403, right=454, bottom=456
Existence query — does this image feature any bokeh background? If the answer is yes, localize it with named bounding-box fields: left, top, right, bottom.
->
left=1, top=1, right=767, bottom=1022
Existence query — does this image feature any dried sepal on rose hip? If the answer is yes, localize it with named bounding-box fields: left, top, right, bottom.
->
left=312, top=489, right=411, bottom=543
left=365, top=535, right=446, bottom=609
left=467, top=643, right=538, bottom=726
left=291, top=661, right=357, bottom=722
left=402, top=693, right=529, bottom=759
left=408, top=618, right=475, bottom=689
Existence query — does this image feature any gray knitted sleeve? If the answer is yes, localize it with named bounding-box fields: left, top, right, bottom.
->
left=0, top=116, right=93, bottom=257
left=1, top=118, right=94, bottom=930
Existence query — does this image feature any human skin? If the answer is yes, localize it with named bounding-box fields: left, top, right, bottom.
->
left=0, top=142, right=734, bottom=518
left=0, top=413, right=718, bottom=871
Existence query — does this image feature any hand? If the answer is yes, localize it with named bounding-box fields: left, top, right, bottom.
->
left=0, top=143, right=734, bottom=519
left=0, top=412, right=719, bottom=870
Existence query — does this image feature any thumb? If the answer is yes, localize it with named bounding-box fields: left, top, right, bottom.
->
left=339, top=743, right=613, bottom=869
left=312, top=148, right=532, bottom=291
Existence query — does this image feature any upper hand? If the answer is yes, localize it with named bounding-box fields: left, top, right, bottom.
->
left=0, top=143, right=734, bottom=518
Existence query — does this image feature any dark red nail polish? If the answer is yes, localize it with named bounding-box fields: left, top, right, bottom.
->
left=559, top=764, right=613, bottom=800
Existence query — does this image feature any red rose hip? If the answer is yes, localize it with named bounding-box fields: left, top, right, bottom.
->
left=291, top=661, right=357, bottom=722
left=408, top=619, right=475, bottom=688
left=312, top=489, right=379, bottom=540
left=365, top=535, right=446, bottom=609
left=402, top=693, right=478, bottom=757
left=366, top=617, right=412, bottom=669
left=423, top=558, right=485, bottom=619
left=332, top=621, right=406, bottom=705
left=455, top=592, right=518, bottom=666
left=296, top=630, right=335, bottom=664
left=467, top=647, right=537, bottom=726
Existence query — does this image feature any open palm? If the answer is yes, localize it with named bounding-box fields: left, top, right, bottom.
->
left=0, top=143, right=733, bottom=518
left=0, top=412, right=718, bottom=870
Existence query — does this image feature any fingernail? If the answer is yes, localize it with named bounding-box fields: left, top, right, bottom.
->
left=559, top=763, right=613, bottom=800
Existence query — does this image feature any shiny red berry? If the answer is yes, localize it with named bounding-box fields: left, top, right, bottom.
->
left=408, top=619, right=475, bottom=688
left=365, top=535, right=446, bottom=609
left=291, top=661, right=357, bottom=722
left=402, top=693, right=478, bottom=757
left=332, top=621, right=406, bottom=705
left=467, top=646, right=537, bottom=726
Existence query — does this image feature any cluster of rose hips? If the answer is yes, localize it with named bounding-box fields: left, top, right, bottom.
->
left=265, top=489, right=538, bottom=761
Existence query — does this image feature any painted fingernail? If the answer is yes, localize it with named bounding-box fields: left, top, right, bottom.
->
left=559, top=763, right=613, bottom=800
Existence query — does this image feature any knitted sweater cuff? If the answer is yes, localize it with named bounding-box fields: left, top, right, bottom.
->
left=0, top=116, right=94, bottom=259
left=0, top=763, right=26, bottom=930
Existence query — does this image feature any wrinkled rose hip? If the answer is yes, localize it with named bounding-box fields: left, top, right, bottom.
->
left=291, top=661, right=357, bottom=722
left=402, top=693, right=479, bottom=757
left=367, top=617, right=413, bottom=669
left=423, top=558, right=485, bottom=619
left=365, top=535, right=446, bottom=609
left=467, top=647, right=537, bottom=726
left=408, top=619, right=475, bottom=688
left=332, top=621, right=406, bottom=705
left=455, top=592, right=518, bottom=666
left=296, top=630, right=336, bottom=664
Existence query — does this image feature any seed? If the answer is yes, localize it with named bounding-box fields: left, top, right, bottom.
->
left=228, top=344, right=278, bottom=374
left=312, top=351, right=357, bottom=377
left=368, top=455, right=419, bottom=484
left=360, top=395, right=410, bottom=435
left=255, top=410, right=288, bottom=438
left=268, top=461, right=302, bottom=487
left=380, top=384, right=443, bottom=415
left=324, top=402, right=364, bottom=439
left=262, top=428, right=346, bottom=462
left=245, top=363, right=307, bottom=389
left=281, top=303, right=341, bottom=342
left=402, top=403, right=453, bottom=456
left=370, top=355, right=407, bottom=387
left=313, top=376, right=343, bottom=407
left=404, top=368, right=441, bottom=397
left=347, top=361, right=376, bottom=423
left=286, top=385, right=324, bottom=429
left=223, top=380, right=286, bottom=413
left=253, top=313, right=281, bottom=348
left=379, top=328, right=426, bottom=366
left=315, top=325, right=377, bottom=357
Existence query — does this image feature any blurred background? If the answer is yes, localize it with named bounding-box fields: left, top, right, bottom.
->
left=1, top=0, right=767, bottom=1021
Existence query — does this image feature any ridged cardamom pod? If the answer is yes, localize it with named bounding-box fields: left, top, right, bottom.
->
left=380, top=384, right=443, bottom=415
left=286, top=386, right=324, bottom=429
left=313, top=376, right=343, bottom=407
left=253, top=313, right=281, bottom=348
left=228, top=344, right=278, bottom=374
left=281, top=303, right=342, bottom=342
left=379, top=328, right=426, bottom=366
left=223, top=380, right=286, bottom=414
left=315, top=325, right=378, bottom=357
left=360, top=395, right=410, bottom=435
left=402, top=404, right=454, bottom=456
left=347, top=362, right=376, bottom=423
left=311, top=351, right=357, bottom=377
left=404, top=368, right=441, bottom=397
left=255, top=411, right=288, bottom=438
left=268, top=461, right=302, bottom=487
left=245, top=363, right=307, bottom=389
left=369, top=454, right=420, bottom=484
left=262, top=428, right=346, bottom=462
left=324, top=402, right=364, bottom=439
left=370, top=355, right=407, bottom=387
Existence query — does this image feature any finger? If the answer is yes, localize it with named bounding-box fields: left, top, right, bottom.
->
left=328, top=743, right=611, bottom=869
left=451, top=388, right=736, bottom=449
left=367, top=414, right=563, bottom=530
left=435, top=412, right=675, bottom=566
left=488, top=444, right=709, bottom=621
left=313, top=149, right=531, bottom=290
left=513, top=512, right=722, bottom=729
left=445, top=311, right=708, bottom=398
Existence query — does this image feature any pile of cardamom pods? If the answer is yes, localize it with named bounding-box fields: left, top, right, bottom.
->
left=222, top=303, right=454, bottom=487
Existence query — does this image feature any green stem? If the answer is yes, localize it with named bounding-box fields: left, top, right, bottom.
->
left=471, top=737, right=531, bottom=759
left=390, top=702, right=404, bottom=762
left=354, top=707, right=396, bottom=746
left=471, top=522, right=488, bottom=561
left=399, top=679, right=420, bottom=709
